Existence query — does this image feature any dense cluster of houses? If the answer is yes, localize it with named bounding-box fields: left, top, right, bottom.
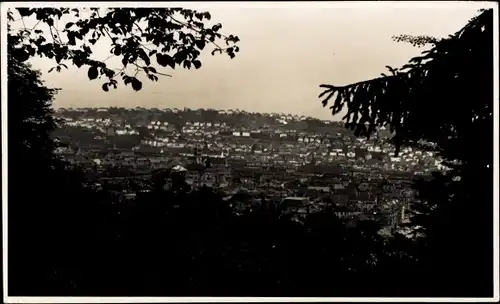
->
left=56, top=108, right=442, bottom=174
left=54, top=107, right=434, bottom=236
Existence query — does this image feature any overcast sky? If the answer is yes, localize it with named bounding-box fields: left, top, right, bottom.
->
left=8, top=2, right=492, bottom=120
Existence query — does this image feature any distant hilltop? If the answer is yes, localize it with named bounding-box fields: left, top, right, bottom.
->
left=54, top=107, right=393, bottom=136
left=52, top=107, right=352, bottom=130
left=55, top=106, right=334, bottom=122
left=55, top=107, right=391, bottom=142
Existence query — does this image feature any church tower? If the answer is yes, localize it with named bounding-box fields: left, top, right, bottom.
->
left=192, top=144, right=200, bottom=164
left=224, top=148, right=229, bottom=167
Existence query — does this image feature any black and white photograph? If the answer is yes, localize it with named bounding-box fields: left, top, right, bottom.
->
left=2, top=1, right=498, bottom=302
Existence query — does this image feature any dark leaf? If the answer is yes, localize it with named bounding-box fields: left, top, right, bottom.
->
left=28, top=46, right=36, bottom=56
left=114, top=45, right=122, bottom=56
left=131, top=78, right=142, bottom=91
left=193, top=60, right=202, bottom=69
left=156, top=54, right=175, bottom=69
left=67, top=32, right=76, bottom=46
left=124, top=76, right=132, bottom=85
left=138, top=49, right=151, bottom=66
left=174, top=52, right=186, bottom=65
left=156, top=54, right=167, bottom=67
left=87, top=66, right=98, bottom=80
left=65, top=22, right=74, bottom=29
left=103, top=68, right=115, bottom=78
left=195, top=40, right=206, bottom=50
left=17, top=8, right=33, bottom=17
left=102, top=83, right=109, bottom=92
left=212, top=23, right=222, bottom=32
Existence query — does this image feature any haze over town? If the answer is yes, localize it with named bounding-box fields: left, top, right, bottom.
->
left=23, top=2, right=482, bottom=120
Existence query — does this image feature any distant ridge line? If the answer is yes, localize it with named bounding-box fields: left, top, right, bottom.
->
left=55, top=106, right=339, bottom=122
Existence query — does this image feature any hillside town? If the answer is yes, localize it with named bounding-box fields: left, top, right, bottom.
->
left=53, top=107, right=442, bottom=237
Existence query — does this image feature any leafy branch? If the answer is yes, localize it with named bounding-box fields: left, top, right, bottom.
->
left=391, top=34, right=440, bottom=48
left=8, top=7, right=241, bottom=92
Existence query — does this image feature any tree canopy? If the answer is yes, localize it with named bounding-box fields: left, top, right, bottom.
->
left=319, top=8, right=493, bottom=168
left=8, top=44, right=61, bottom=170
left=319, top=8, right=494, bottom=296
left=8, top=7, right=240, bottom=91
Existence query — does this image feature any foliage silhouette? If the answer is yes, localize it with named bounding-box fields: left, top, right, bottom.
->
left=391, top=34, right=440, bottom=48
left=319, top=9, right=494, bottom=296
left=8, top=23, right=71, bottom=294
left=8, top=7, right=240, bottom=91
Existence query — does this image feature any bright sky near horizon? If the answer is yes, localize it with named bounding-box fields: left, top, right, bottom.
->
left=4, top=1, right=492, bottom=120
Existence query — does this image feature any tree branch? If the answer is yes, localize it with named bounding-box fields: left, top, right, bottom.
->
left=54, top=18, right=64, bottom=45
left=168, top=14, right=225, bottom=51
left=96, top=10, right=115, bottom=41
left=48, top=26, right=58, bottom=44
left=20, top=16, right=27, bottom=30
left=31, top=20, right=41, bottom=31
